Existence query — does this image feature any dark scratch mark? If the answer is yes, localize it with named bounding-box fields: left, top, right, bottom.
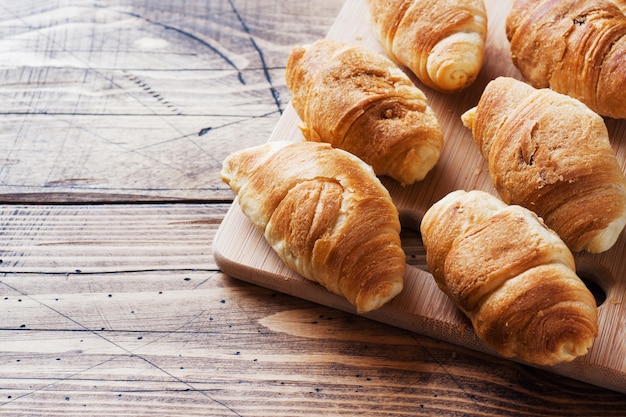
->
left=405, top=330, right=483, bottom=409
left=160, top=24, right=246, bottom=86
left=192, top=277, right=211, bottom=290
left=105, top=6, right=245, bottom=85
left=198, top=127, right=212, bottom=136
left=132, top=109, right=280, bottom=152
left=44, top=178, right=101, bottom=186
left=226, top=0, right=283, bottom=114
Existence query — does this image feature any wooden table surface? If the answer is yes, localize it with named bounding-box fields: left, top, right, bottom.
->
left=1, top=0, right=625, bottom=415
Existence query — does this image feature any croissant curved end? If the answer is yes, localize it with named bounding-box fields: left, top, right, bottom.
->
left=355, top=279, right=404, bottom=314
left=581, top=214, right=626, bottom=253
left=460, top=107, right=476, bottom=129
left=391, top=143, right=441, bottom=186
left=555, top=339, right=593, bottom=364
left=426, top=31, right=485, bottom=93
left=413, top=143, right=442, bottom=181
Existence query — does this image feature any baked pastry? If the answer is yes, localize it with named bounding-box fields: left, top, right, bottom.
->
left=285, top=39, right=443, bottom=186
left=221, top=140, right=406, bottom=313
left=420, top=189, right=598, bottom=366
left=462, top=76, right=626, bottom=253
left=613, top=0, right=626, bottom=13
left=366, top=0, right=488, bottom=93
left=506, top=0, right=626, bottom=118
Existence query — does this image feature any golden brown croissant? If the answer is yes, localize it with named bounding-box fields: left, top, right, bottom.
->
left=612, top=0, right=626, bottom=13
left=221, top=140, right=406, bottom=313
left=365, top=0, right=488, bottom=93
left=420, top=189, right=598, bottom=366
left=506, top=0, right=626, bottom=118
left=462, top=76, right=626, bottom=253
left=285, top=39, right=443, bottom=186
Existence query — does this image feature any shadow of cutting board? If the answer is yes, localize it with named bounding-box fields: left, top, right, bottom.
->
left=213, top=0, right=626, bottom=393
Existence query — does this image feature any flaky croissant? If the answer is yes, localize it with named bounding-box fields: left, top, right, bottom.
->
left=613, top=0, right=626, bottom=13
left=285, top=39, right=443, bottom=186
left=421, top=189, right=598, bottom=366
left=506, top=0, right=626, bottom=118
left=221, top=141, right=406, bottom=313
left=365, top=0, right=487, bottom=93
left=462, top=77, right=626, bottom=253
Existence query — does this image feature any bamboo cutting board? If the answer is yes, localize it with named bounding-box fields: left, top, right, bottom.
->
left=213, top=0, right=626, bottom=393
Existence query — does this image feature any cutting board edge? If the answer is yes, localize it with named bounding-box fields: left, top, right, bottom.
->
left=212, top=0, right=626, bottom=395
left=213, top=201, right=626, bottom=395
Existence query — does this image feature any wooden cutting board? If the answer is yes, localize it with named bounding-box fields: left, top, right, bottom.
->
left=213, top=0, right=626, bottom=393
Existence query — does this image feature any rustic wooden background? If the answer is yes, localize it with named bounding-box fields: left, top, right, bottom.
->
left=1, top=0, right=625, bottom=415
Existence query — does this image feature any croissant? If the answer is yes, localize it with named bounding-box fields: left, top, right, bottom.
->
left=285, top=39, right=443, bottom=186
left=365, top=0, right=488, bottom=93
left=221, top=141, right=406, bottom=313
left=420, top=189, right=598, bottom=366
left=462, top=77, right=626, bottom=253
left=613, top=0, right=626, bottom=13
left=506, top=0, right=626, bottom=118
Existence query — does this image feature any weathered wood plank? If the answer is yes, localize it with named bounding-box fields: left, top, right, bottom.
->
left=0, top=203, right=228, bottom=273
left=0, top=0, right=344, bottom=202
left=2, top=268, right=626, bottom=416
left=0, top=204, right=624, bottom=415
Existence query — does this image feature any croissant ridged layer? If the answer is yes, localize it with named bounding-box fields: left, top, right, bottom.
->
left=221, top=141, right=406, bottom=313
left=420, top=189, right=598, bottom=366
left=462, top=76, right=626, bottom=253
left=506, top=0, right=626, bottom=118
left=365, top=0, right=487, bottom=93
left=615, top=0, right=626, bottom=14
left=285, top=39, right=443, bottom=186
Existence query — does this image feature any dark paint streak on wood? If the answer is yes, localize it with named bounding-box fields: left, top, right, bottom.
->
left=105, top=6, right=247, bottom=85
left=227, top=0, right=283, bottom=114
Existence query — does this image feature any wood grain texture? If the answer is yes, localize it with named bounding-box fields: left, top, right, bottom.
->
left=0, top=204, right=226, bottom=272
left=0, top=205, right=625, bottom=416
left=0, top=0, right=342, bottom=202
left=1, top=0, right=626, bottom=415
left=214, top=0, right=626, bottom=396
